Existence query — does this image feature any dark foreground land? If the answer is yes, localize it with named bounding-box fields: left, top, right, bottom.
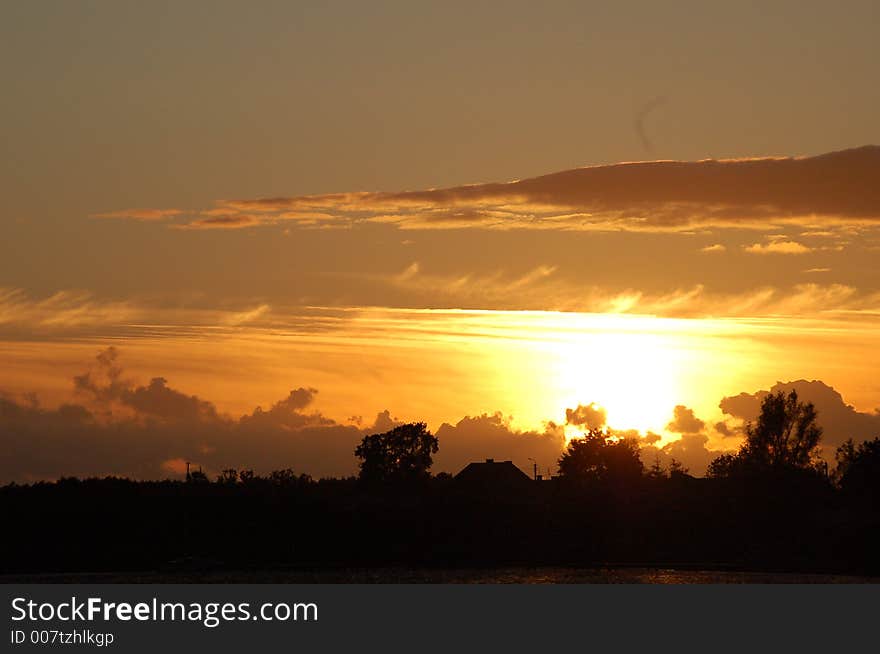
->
left=2, top=472, right=879, bottom=581
left=3, top=567, right=877, bottom=584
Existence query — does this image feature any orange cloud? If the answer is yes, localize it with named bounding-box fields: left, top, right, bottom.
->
left=96, top=146, right=880, bottom=233
left=175, top=215, right=260, bottom=229
left=744, top=241, right=812, bottom=254
left=93, top=208, right=182, bottom=221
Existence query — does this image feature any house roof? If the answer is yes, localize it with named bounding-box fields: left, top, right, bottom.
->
left=454, top=459, right=532, bottom=485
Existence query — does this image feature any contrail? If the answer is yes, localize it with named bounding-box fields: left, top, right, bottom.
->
left=634, top=96, right=667, bottom=154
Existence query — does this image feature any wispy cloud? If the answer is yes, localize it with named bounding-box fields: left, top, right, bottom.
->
left=94, top=146, right=880, bottom=233
left=93, top=208, right=182, bottom=221
left=700, top=244, right=726, bottom=253
left=175, top=215, right=260, bottom=230
left=0, top=288, right=139, bottom=328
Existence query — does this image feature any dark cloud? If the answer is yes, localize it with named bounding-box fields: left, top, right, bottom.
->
left=714, top=421, right=738, bottom=438
left=565, top=403, right=607, bottom=430
left=666, top=405, right=706, bottom=434
left=100, top=146, right=880, bottom=232
left=0, top=350, right=568, bottom=482
left=639, top=404, right=727, bottom=476
left=720, top=379, right=880, bottom=450
left=0, top=349, right=361, bottom=481
left=4, top=351, right=878, bottom=483
left=433, top=413, right=566, bottom=477
left=74, top=348, right=220, bottom=424
left=643, top=433, right=721, bottom=476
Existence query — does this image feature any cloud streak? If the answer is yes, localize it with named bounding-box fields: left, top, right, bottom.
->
left=4, top=283, right=880, bottom=343
left=96, top=146, right=880, bottom=233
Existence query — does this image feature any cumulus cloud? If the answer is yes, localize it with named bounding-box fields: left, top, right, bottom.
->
left=3, top=350, right=878, bottom=482
left=433, top=413, right=566, bottom=476
left=0, top=348, right=366, bottom=481
left=565, top=403, right=607, bottom=430
left=666, top=405, right=706, bottom=434
left=95, top=145, right=880, bottom=232
left=719, top=380, right=880, bottom=450
left=640, top=405, right=729, bottom=475
left=0, top=349, right=568, bottom=482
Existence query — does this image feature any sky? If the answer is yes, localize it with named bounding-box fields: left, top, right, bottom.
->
left=2, top=2, right=880, bottom=482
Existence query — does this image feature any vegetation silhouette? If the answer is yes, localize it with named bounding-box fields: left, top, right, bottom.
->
left=707, top=390, right=823, bottom=478
left=557, top=428, right=643, bottom=484
left=835, top=437, right=880, bottom=505
left=2, top=403, right=879, bottom=580
left=355, top=422, right=438, bottom=485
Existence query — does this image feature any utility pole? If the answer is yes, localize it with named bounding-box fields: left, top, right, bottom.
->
left=528, top=457, right=538, bottom=480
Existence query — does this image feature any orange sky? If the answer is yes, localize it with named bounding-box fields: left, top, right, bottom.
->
left=2, top=3, right=880, bottom=482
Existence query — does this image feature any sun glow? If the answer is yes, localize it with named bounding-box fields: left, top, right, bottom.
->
left=5, top=307, right=879, bottom=454
left=551, top=332, right=683, bottom=436
left=520, top=314, right=694, bottom=438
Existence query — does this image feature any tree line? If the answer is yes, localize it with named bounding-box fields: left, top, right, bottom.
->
left=2, top=389, right=878, bottom=577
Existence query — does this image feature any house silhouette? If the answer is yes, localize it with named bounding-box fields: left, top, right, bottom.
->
left=454, top=458, right=532, bottom=487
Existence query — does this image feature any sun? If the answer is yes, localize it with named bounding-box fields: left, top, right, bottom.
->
left=537, top=314, right=688, bottom=437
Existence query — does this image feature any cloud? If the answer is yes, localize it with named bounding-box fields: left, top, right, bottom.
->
left=565, top=403, right=607, bottom=430
left=72, top=347, right=221, bottom=424
left=93, top=208, right=181, bottom=221
left=744, top=241, right=812, bottom=255
left=0, top=348, right=568, bottom=482
left=160, top=458, right=188, bottom=475
left=0, top=350, right=366, bottom=481
left=381, top=264, right=563, bottom=309
left=175, top=215, right=260, bottom=229
left=651, top=432, right=721, bottom=475
left=433, top=413, right=566, bottom=476
left=666, top=405, right=706, bottom=434
left=395, top=262, right=420, bottom=282
left=639, top=405, right=730, bottom=475
left=2, top=350, right=878, bottom=482
left=0, top=288, right=139, bottom=330
left=803, top=267, right=831, bottom=273
left=720, top=379, right=880, bottom=450
left=700, top=244, right=726, bottom=253
left=223, top=304, right=271, bottom=326
left=95, top=146, right=880, bottom=232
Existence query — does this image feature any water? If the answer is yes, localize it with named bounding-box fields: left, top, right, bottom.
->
left=4, top=567, right=876, bottom=584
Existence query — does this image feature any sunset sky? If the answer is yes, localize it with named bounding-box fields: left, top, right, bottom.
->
left=2, top=2, right=880, bottom=482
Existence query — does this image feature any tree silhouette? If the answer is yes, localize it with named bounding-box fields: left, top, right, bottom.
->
left=706, top=453, right=739, bottom=479
left=354, top=422, right=438, bottom=484
left=557, top=428, right=642, bottom=483
left=835, top=437, right=880, bottom=498
left=708, top=389, right=822, bottom=476
left=218, top=468, right=239, bottom=485
left=268, top=468, right=312, bottom=487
